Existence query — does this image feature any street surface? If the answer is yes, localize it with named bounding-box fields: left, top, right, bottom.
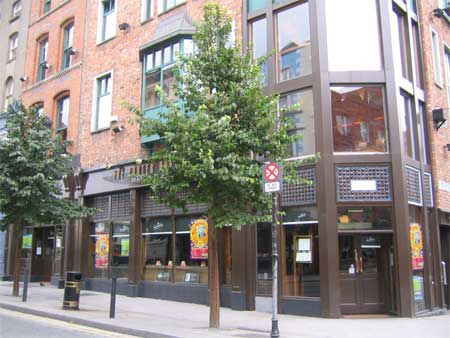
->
left=0, top=308, right=140, bottom=338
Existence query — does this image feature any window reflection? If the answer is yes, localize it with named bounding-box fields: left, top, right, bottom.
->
left=251, top=17, right=268, bottom=85
left=277, top=3, right=311, bottom=82
left=331, top=86, right=387, bottom=153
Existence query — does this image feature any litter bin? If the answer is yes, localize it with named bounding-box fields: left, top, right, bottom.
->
left=63, top=271, right=82, bottom=310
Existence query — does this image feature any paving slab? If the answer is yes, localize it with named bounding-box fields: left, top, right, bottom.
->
left=0, top=282, right=449, bottom=338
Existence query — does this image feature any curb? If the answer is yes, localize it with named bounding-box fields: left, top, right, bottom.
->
left=0, top=302, right=178, bottom=338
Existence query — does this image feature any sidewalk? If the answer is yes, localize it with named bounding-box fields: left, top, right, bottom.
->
left=0, top=282, right=449, bottom=338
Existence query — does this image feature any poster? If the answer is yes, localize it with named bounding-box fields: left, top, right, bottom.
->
left=121, top=238, right=129, bottom=256
left=22, top=234, right=32, bottom=249
left=413, top=275, right=424, bottom=301
left=410, top=223, right=424, bottom=270
left=296, top=236, right=312, bottom=263
left=95, top=234, right=109, bottom=269
left=190, top=219, right=208, bottom=260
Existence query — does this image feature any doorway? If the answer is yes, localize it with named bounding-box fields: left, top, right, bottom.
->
left=339, top=234, right=391, bottom=314
left=440, top=226, right=450, bottom=309
left=31, top=227, right=55, bottom=281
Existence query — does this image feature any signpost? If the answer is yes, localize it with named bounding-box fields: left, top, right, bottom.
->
left=262, top=162, right=282, bottom=338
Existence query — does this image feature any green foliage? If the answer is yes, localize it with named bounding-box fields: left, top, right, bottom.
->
left=132, top=3, right=313, bottom=228
left=0, top=101, right=94, bottom=231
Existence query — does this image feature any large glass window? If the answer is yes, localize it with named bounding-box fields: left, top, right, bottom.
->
left=8, top=33, right=18, bottom=62
left=251, top=17, right=268, bottom=85
left=337, top=206, right=392, bottom=231
left=411, top=21, right=423, bottom=89
left=279, top=89, right=315, bottom=158
left=90, top=222, right=111, bottom=279
left=38, top=38, right=48, bottom=81
left=111, top=223, right=129, bottom=278
left=331, top=86, right=387, bottom=153
left=56, top=96, right=69, bottom=141
left=257, top=223, right=272, bottom=296
left=418, top=102, right=430, bottom=164
left=326, top=0, right=382, bottom=71
left=62, top=23, right=74, bottom=70
left=399, top=92, right=419, bottom=160
left=282, top=207, right=319, bottom=298
left=276, top=3, right=311, bottom=82
left=391, top=7, right=412, bottom=81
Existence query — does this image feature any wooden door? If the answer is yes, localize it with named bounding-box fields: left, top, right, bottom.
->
left=441, top=227, right=449, bottom=309
left=339, top=235, right=388, bottom=314
left=31, top=227, right=54, bottom=281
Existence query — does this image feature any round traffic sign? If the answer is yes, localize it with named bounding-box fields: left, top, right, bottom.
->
left=264, top=163, right=280, bottom=182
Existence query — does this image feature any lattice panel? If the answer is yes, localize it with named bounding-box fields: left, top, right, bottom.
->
left=141, top=188, right=172, bottom=217
left=87, top=194, right=110, bottom=221
left=424, top=172, right=433, bottom=208
left=336, top=166, right=392, bottom=202
left=174, top=190, right=207, bottom=215
left=111, top=192, right=130, bottom=219
left=406, top=166, right=422, bottom=206
left=282, top=167, right=317, bottom=206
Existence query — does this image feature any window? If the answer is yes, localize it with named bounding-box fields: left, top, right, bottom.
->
left=43, top=0, right=51, bottom=14
left=332, top=86, right=387, bottom=153
left=418, top=102, right=430, bottom=164
left=326, top=0, right=382, bottom=71
left=56, top=96, right=70, bottom=141
left=411, top=21, right=423, bottom=88
left=98, top=0, right=116, bottom=43
left=391, top=7, right=412, bottom=80
left=250, top=17, right=268, bottom=85
left=62, top=23, right=74, bottom=70
left=32, top=102, right=44, bottom=117
left=8, top=33, right=18, bottom=62
left=279, top=89, right=315, bottom=158
left=276, top=2, right=311, bottom=82
left=38, top=38, right=48, bottom=81
left=337, top=207, right=392, bottom=231
left=399, top=92, right=419, bottom=160
left=12, top=1, right=22, bottom=18
left=3, top=77, right=14, bottom=112
left=143, top=38, right=192, bottom=111
left=248, top=0, right=265, bottom=12
left=142, top=0, right=154, bottom=21
left=157, top=0, right=186, bottom=14
left=92, top=73, right=112, bottom=131
left=431, top=29, right=442, bottom=86
left=445, top=47, right=450, bottom=127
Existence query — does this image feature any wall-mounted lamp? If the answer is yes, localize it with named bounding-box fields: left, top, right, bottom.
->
left=432, top=108, right=447, bottom=130
left=20, top=76, right=28, bottom=82
left=113, top=125, right=124, bottom=133
left=433, top=8, right=444, bottom=18
left=446, top=144, right=450, bottom=152
left=43, top=62, right=50, bottom=70
left=68, top=48, right=77, bottom=56
left=118, top=22, right=129, bottom=31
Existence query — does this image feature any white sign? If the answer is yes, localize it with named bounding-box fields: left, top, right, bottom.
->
left=56, top=238, right=62, bottom=248
left=439, top=180, right=450, bottom=193
left=296, top=251, right=312, bottom=262
left=36, top=246, right=42, bottom=255
left=351, top=180, right=377, bottom=192
left=264, top=182, right=280, bottom=193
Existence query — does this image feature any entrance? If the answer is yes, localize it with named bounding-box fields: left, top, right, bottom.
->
left=31, top=227, right=55, bottom=281
left=339, top=234, right=391, bottom=314
left=440, top=226, right=450, bottom=309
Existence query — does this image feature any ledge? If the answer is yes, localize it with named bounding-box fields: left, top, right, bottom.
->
left=23, top=62, right=82, bottom=93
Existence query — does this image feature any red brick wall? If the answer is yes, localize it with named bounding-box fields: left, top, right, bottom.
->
left=418, top=1, right=450, bottom=212
left=22, top=0, right=87, bottom=154
left=78, top=0, right=242, bottom=169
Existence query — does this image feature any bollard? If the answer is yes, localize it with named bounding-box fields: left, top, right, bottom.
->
left=110, top=277, right=117, bottom=318
left=22, top=270, right=29, bottom=302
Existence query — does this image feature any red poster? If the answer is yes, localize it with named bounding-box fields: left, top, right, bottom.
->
left=190, top=219, right=208, bottom=260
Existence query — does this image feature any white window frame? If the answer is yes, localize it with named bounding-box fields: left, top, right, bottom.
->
left=157, top=0, right=186, bottom=14
left=91, top=70, right=113, bottom=132
left=141, top=0, right=154, bottom=22
left=97, top=0, right=116, bottom=44
left=443, top=44, right=450, bottom=128
left=12, top=1, right=22, bottom=18
left=8, top=34, right=18, bottom=61
left=4, top=78, right=14, bottom=112
left=431, top=28, right=443, bottom=87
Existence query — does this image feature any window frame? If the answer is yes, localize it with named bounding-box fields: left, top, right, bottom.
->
left=56, top=95, right=70, bottom=141
left=157, top=0, right=186, bottom=14
left=3, top=77, right=14, bottom=112
left=142, top=0, right=154, bottom=22
left=43, top=0, right=51, bottom=14
left=100, top=0, right=116, bottom=43
left=92, top=71, right=113, bottom=132
left=431, top=28, right=443, bottom=87
left=62, top=23, right=74, bottom=70
left=12, top=1, right=22, bottom=18
left=38, top=37, right=49, bottom=82
left=8, top=33, right=18, bottom=62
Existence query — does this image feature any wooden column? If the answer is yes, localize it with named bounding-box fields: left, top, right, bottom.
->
left=128, top=189, right=142, bottom=284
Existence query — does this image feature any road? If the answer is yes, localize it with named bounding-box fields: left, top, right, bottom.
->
left=0, top=308, right=140, bottom=338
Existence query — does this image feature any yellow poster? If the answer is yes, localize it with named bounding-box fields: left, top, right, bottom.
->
left=410, top=223, right=424, bottom=270
left=190, top=219, right=208, bottom=260
left=95, top=234, right=109, bottom=269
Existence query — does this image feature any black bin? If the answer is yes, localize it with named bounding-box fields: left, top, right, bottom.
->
left=63, top=271, right=82, bottom=310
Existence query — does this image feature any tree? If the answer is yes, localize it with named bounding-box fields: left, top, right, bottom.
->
left=0, top=101, right=94, bottom=296
left=130, top=3, right=300, bottom=328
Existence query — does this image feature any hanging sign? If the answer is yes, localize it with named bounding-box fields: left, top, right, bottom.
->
left=22, top=234, right=33, bottom=249
left=95, top=234, right=109, bottom=269
left=190, top=219, right=208, bottom=260
left=262, top=162, right=283, bottom=193
left=410, top=223, right=424, bottom=270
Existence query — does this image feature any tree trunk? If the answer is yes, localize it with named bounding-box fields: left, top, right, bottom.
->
left=12, top=226, right=22, bottom=296
left=208, top=214, right=220, bottom=328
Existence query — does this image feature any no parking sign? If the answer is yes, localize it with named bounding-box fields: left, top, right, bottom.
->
left=262, top=162, right=283, bottom=193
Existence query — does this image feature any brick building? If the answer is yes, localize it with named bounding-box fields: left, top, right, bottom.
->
left=418, top=0, right=450, bottom=310
left=4, top=0, right=450, bottom=318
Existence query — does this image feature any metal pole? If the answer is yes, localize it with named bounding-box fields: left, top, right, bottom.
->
left=22, top=270, right=29, bottom=302
left=109, top=277, right=117, bottom=318
left=271, top=192, right=280, bottom=338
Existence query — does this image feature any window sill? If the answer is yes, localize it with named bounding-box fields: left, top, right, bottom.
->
left=9, top=15, right=20, bottom=23
left=157, top=1, right=187, bottom=17
left=434, top=81, right=443, bottom=90
left=97, top=36, right=116, bottom=47
left=141, top=17, right=153, bottom=26
left=7, top=58, right=16, bottom=64
left=90, top=126, right=111, bottom=135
